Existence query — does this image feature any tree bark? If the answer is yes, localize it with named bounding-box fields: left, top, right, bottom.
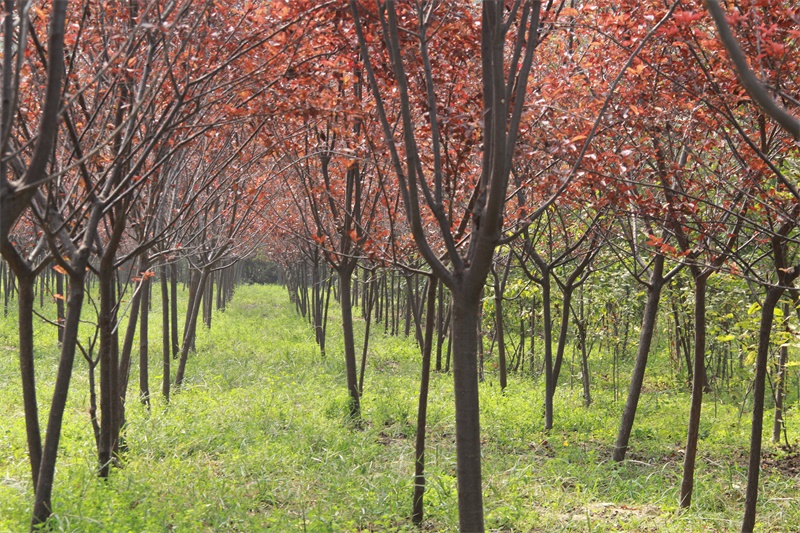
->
left=680, top=272, right=709, bottom=507
left=118, top=272, right=143, bottom=412
left=741, top=286, right=784, bottom=532
left=97, top=264, right=121, bottom=478
left=540, top=268, right=554, bottom=430
left=170, top=262, right=179, bottom=359
left=56, top=271, right=65, bottom=344
left=139, top=256, right=151, bottom=408
left=613, top=256, right=666, bottom=462
left=18, top=273, right=43, bottom=489
left=772, top=302, right=790, bottom=443
left=451, top=291, right=484, bottom=531
left=338, top=265, right=361, bottom=418
left=492, top=268, right=507, bottom=391
left=161, top=265, right=171, bottom=402
left=175, top=266, right=210, bottom=387
left=32, top=272, right=85, bottom=528
left=412, top=276, right=437, bottom=524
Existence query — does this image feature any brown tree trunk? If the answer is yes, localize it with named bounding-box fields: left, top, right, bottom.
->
left=742, top=286, right=785, bottom=532
left=55, top=271, right=65, bottom=344
left=118, top=271, right=143, bottom=412
left=161, top=265, right=171, bottom=402
left=540, top=269, right=554, bottom=430
left=32, top=271, right=86, bottom=527
left=492, top=268, right=507, bottom=391
left=338, top=265, right=360, bottom=418
left=680, top=272, right=709, bottom=507
left=772, top=302, right=790, bottom=443
left=553, top=285, right=575, bottom=386
left=170, top=262, right=179, bottom=359
left=358, top=274, right=376, bottom=395
left=175, top=266, right=210, bottom=387
left=450, top=290, right=484, bottom=531
left=412, top=276, right=437, bottom=524
left=139, top=256, right=151, bottom=408
left=435, top=281, right=445, bottom=372
left=97, top=264, right=120, bottom=478
left=1, top=244, right=44, bottom=492
left=613, top=256, right=666, bottom=462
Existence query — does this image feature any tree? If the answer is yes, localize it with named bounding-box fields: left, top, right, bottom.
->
left=350, top=2, right=549, bottom=529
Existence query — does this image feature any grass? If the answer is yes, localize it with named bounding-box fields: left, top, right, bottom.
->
left=0, top=284, right=798, bottom=531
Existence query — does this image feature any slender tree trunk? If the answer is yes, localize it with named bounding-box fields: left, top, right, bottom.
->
left=742, top=286, right=785, bottom=533
left=680, top=272, right=709, bottom=507
left=203, top=270, right=213, bottom=328
left=339, top=266, right=360, bottom=418
left=175, top=266, right=210, bottom=387
left=32, top=272, right=86, bottom=528
left=183, top=267, right=201, bottom=353
left=613, top=257, right=666, bottom=462
left=139, top=257, right=151, bottom=408
left=170, top=262, right=179, bottom=360
left=161, top=265, right=171, bottom=402
left=322, top=272, right=333, bottom=355
left=404, top=275, right=413, bottom=338
left=97, top=264, right=121, bottom=478
left=576, top=290, right=592, bottom=407
left=56, top=271, right=65, bottom=344
left=412, top=276, right=437, bottom=524
left=772, top=302, right=790, bottom=443
left=118, top=273, right=143, bottom=412
left=553, top=285, right=575, bottom=386
left=492, top=269, right=507, bottom=391
left=450, top=290, right=484, bottom=532
left=14, top=267, right=42, bottom=490
left=358, top=275, right=375, bottom=395
left=541, top=270, right=554, bottom=430
left=435, top=281, right=445, bottom=372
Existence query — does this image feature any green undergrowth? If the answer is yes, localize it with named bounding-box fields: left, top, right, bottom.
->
left=1, top=284, right=798, bottom=531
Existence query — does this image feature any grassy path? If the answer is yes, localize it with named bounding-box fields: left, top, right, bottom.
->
left=1, top=284, right=798, bottom=531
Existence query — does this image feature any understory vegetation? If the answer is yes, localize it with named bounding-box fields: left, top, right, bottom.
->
left=1, top=284, right=798, bottom=532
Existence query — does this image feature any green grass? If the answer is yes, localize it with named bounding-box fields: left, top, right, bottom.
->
left=1, top=284, right=798, bottom=531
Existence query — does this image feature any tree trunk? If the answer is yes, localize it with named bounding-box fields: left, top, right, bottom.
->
left=435, top=281, right=445, bottom=372
left=772, top=302, right=790, bottom=443
left=118, top=273, right=143, bottom=412
left=161, top=265, right=171, bottom=402
left=492, top=269, right=507, bottom=391
left=680, top=272, right=709, bottom=507
left=32, top=272, right=86, bottom=528
left=338, top=265, right=360, bottom=418
left=139, top=257, right=151, bottom=408
left=175, top=266, right=210, bottom=387
left=183, top=267, right=201, bottom=352
left=742, top=286, right=784, bottom=532
left=541, top=269, right=554, bottom=430
left=553, top=285, right=575, bottom=386
left=170, top=262, right=179, bottom=359
left=412, top=276, right=437, bottom=524
left=203, top=270, right=213, bottom=328
left=450, top=290, right=484, bottom=532
left=56, top=271, right=65, bottom=344
left=613, top=256, right=665, bottom=462
left=97, top=264, right=121, bottom=478
left=13, top=265, right=42, bottom=490
left=358, top=275, right=376, bottom=395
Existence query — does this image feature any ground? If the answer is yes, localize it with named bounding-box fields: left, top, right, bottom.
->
left=0, top=284, right=798, bottom=531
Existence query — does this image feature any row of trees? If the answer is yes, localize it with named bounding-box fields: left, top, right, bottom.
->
left=0, top=0, right=311, bottom=528
left=2, top=1, right=798, bottom=532
left=263, top=1, right=799, bottom=532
